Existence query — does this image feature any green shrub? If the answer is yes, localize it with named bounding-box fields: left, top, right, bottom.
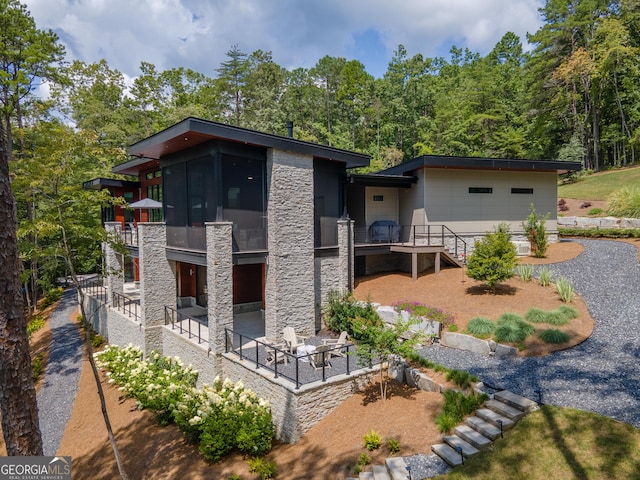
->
left=466, top=223, right=518, bottom=293
left=525, top=308, right=547, bottom=324
left=538, top=267, right=553, bottom=286
left=466, top=317, right=495, bottom=337
left=357, top=452, right=371, bottom=466
left=446, top=370, right=475, bottom=389
left=539, top=329, right=571, bottom=344
left=324, top=290, right=380, bottom=339
left=448, top=324, right=459, bottom=332
left=555, top=277, right=574, bottom=303
left=41, top=287, right=64, bottom=308
left=387, top=438, right=400, bottom=454
left=523, top=204, right=550, bottom=257
left=436, top=390, right=488, bottom=433
left=494, top=314, right=535, bottom=343
left=363, top=429, right=383, bottom=451
left=516, top=264, right=534, bottom=281
left=227, top=475, right=241, bottom=480
left=587, top=207, right=603, bottom=216
left=32, top=353, right=44, bottom=382
left=607, top=186, right=640, bottom=218
left=27, top=315, right=45, bottom=340
left=247, top=457, right=276, bottom=480
left=436, top=412, right=459, bottom=433
left=545, top=310, right=569, bottom=326
left=559, top=227, right=640, bottom=238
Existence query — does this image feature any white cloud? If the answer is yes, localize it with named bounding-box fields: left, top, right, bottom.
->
left=23, top=0, right=544, bottom=79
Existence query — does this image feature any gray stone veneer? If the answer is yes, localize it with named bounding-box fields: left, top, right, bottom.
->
left=104, top=222, right=124, bottom=303
left=221, top=354, right=377, bottom=443
left=162, top=327, right=217, bottom=386
left=139, top=223, right=176, bottom=355
left=206, top=222, right=233, bottom=360
left=265, top=149, right=315, bottom=338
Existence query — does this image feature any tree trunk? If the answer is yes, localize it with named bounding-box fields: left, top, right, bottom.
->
left=0, top=135, right=43, bottom=455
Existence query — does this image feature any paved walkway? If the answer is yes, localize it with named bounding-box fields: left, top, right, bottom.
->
left=417, top=238, right=640, bottom=428
left=36, top=288, right=83, bottom=456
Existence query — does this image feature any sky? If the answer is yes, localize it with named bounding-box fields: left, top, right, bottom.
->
left=22, top=0, right=546, bottom=82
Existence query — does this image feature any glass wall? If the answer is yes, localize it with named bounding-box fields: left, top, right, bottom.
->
left=314, top=159, right=345, bottom=247
left=163, top=147, right=266, bottom=251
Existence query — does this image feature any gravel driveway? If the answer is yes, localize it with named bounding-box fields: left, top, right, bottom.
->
left=417, top=238, right=640, bottom=428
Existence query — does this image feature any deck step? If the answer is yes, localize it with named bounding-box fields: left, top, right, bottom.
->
left=372, top=465, right=391, bottom=480
left=485, top=399, right=526, bottom=421
left=466, top=415, right=501, bottom=440
left=494, top=390, right=539, bottom=413
left=475, top=408, right=515, bottom=430
left=385, top=457, right=409, bottom=480
left=431, top=443, right=464, bottom=466
left=443, top=435, right=480, bottom=457
left=454, top=424, right=493, bottom=450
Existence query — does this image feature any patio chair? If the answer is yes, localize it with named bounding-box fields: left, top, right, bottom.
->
left=310, top=344, right=332, bottom=370
left=282, top=326, right=308, bottom=354
left=321, top=331, right=349, bottom=357
left=265, top=342, right=288, bottom=366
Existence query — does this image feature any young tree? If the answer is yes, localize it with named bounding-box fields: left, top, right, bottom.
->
left=523, top=204, right=550, bottom=258
left=466, top=223, right=518, bottom=293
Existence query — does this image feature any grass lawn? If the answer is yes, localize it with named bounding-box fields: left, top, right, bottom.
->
left=559, top=165, right=640, bottom=200
left=433, top=405, right=640, bottom=479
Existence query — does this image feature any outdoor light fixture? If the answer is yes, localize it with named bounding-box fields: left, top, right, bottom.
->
left=456, top=445, right=464, bottom=465
left=497, top=418, right=504, bottom=438
left=405, top=465, right=412, bottom=480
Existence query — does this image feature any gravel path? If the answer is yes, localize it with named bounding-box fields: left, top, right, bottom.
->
left=411, top=238, right=640, bottom=478
left=36, top=288, right=83, bottom=456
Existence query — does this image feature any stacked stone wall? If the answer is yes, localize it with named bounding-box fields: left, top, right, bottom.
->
left=162, top=328, right=218, bottom=386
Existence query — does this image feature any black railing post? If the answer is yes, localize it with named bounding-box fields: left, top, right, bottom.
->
left=225, top=327, right=229, bottom=352
left=295, top=356, right=300, bottom=389
left=346, top=344, right=351, bottom=375
left=239, top=334, right=244, bottom=361
left=255, top=340, right=260, bottom=369
left=321, top=351, right=327, bottom=382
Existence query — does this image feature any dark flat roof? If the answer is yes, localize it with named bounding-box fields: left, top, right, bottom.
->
left=380, top=155, right=583, bottom=175
left=348, top=173, right=418, bottom=188
left=82, top=177, right=140, bottom=190
left=114, top=117, right=370, bottom=175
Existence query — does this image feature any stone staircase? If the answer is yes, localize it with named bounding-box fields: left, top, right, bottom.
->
left=346, top=390, right=538, bottom=480
left=431, top=390, right=538, bottom=468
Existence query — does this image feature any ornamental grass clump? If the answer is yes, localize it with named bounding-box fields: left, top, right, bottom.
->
left=525, top=308, right=548, bottom=324
left=436, top=390, right=488, bottom=433
left=555, top=277, right=574, bottom=303
left=516, top=264, right=534, bottom=282
left=539, top=329, right=571, bottom=344
left=538, top=267, right=553, bottom=286
left=494, top=313, right=535, bottom=344
left=466, top=317, right=496, bottom=338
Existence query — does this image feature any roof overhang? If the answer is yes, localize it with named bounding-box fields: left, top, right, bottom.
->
left=380, top=155, right=583, bottom=175
left=347, top=173, right=418, bottom=188
left=82, top=177, right=140, bottom=190
left=115, top=117, right=370, bottom=175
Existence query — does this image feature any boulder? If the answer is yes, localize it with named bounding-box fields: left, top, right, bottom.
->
left=441, top=332, right=491, bottom=355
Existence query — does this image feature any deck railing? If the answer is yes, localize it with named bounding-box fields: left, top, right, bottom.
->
left=78, top=278, right=108, bottom=303
left=164, top=306, right=208, bottom=345
left=224, top=328, right=355, bottom=389
left=112, top=291, right=140, bottom=321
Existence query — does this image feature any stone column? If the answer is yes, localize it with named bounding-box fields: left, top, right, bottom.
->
left=206, top=222, right=234, bottom=355
left=337, top=219, right=355, bottom=293
left=138, top=223, right=175, bottom=354
left=265, top=149, right=315, bottom=338
left=104, top=222, right=124, bottom=304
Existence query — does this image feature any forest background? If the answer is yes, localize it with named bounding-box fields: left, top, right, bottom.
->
left=2, top=0, right=640, bottom=312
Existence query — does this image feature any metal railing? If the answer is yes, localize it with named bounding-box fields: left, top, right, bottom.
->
left=224, top=328, right=355, bottom=389
left=121, top=225, right=138, bottom=246
left=112, top=291, right=141, bottom=321
left=79, top=278, right=108, bottom=303
left=164, top=306, right=208, bottom=345
left=354, top=224, right=467, bottom=261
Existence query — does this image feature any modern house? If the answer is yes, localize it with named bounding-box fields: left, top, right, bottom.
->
left=81, top=117, right=581, bottom=441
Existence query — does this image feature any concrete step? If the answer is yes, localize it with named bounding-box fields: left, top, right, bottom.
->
left=431, top=443, right=464, bottom=467
left=372, top=464, right=391, bottom=480
left=385, top=457, right=409, bottom=480
left=359, top=472, right=374, bottom=480
left=494, top=390, right=539, bottom=413
left=475, top=408, right=515, bottom=430
left=443, top=435, right=480, bottom=457
left=485, top=399, right=526, bottom=421
left=454, top=424, right=493, bottom=450
left=466, top=415, right=501, bottom=440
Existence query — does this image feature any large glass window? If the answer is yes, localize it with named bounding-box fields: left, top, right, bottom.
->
left=163, top=162, right=187, bottom=226
left=146, top=184, right=163, bottom=222
left=314, top=159, right=344, bottom=247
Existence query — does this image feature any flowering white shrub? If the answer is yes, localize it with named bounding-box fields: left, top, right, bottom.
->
left=94, top=345, right=274, bottom=461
